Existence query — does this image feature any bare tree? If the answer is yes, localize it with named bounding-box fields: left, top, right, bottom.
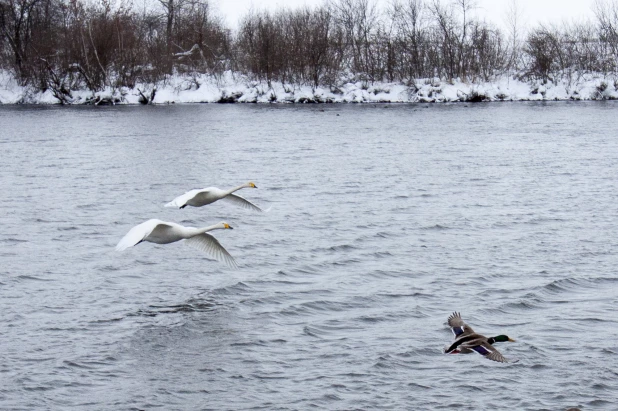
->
left=0, top=0, right=43, bottom=80
left=453, top=0, right=477, bottom=80
left=389, top=0, right=428, bottom=82
left=428, top=0, right=459, bottom=80
left=594, top=0, right=618, bottom=71
left=503, top=0, right=525, bottom=72
left=329, top=0, right=381, bottom=81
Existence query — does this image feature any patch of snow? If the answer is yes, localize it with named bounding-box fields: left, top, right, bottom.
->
left=1, top=70, right=618, bottom=105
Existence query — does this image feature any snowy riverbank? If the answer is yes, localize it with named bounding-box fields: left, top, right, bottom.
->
left=1, top=70, right=617, bottom=105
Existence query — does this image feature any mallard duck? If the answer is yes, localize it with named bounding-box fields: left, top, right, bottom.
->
left=444, top=312, right=518, bottom=363
left=164, top=182, right=263, bottom=211
left=115, top=219, right=237, bottom=268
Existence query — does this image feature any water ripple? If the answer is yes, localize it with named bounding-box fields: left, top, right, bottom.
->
left=2, top=103, right=618, bottom=409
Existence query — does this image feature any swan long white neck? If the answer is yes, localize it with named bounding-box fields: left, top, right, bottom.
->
left=224, top=183, right=250, bottom=196
left=195, top=223, right=224, bottom=236
left=179, top=223, right=223, bottom=238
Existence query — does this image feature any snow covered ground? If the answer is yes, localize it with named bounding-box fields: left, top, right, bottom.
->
left=1, top=70, right=617, bottom=105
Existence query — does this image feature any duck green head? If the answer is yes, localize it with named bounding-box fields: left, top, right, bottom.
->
left=488, top=335, right=516, bottom=344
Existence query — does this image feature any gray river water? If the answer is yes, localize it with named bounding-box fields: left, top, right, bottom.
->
left=1, top=102, right=617, bottom=410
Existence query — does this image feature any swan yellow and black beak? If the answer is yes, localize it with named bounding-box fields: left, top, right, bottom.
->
left=249, top=182, right=257, bottom=188
left=223, top=223, right=233, bottom=229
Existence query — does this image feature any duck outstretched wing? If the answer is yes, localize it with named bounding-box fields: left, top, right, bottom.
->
left=471, top=343, right=517, bottom=363
left=448, top=312, right=475, bottom=337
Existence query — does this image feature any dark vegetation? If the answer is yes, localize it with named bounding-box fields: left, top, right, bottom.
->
left=1, top=0, right=618, bottom=98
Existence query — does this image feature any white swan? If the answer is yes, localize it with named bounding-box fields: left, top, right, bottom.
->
left=115, top=219, right=237, bottom=267
left=164, top=182, right=263, bottom=212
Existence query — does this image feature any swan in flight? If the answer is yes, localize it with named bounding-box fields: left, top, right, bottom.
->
left=115, top=219, right=238, bottom=267
left=164, top=182, right=263, bottom=212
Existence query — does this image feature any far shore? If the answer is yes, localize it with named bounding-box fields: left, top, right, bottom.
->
left=1, top=71, right=617, bottom=106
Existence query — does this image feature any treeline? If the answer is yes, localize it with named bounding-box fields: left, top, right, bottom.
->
left=2, top=0, right=618, bottom=98
left=0, top=0, right=230, bottom=100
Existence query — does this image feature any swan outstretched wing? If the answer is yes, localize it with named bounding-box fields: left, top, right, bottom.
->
left=221, top=193, right=263, bottom=212
left=184, top=233, right=238, bottom=268
left=116, top=219, right=162, bottom=251
left=164, top=189, right=202, bottom=208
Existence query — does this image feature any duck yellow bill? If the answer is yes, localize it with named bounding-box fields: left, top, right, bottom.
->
left=508, top=338, right=516, bottom=342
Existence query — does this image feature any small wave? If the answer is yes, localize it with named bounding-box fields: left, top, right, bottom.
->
left=524, top=216, right=568, bottom=225
left=446, top=266, right=476, bottom=272
left=574, top=317, right=611, bottom=323
left=258, top=278, right=314, bottom=287
left=288, top=266, right=322, bottom=276
left=62, top=360, right=98, bottom=370
left=98, top=265, right=121, bottom=272
left=135, top=259, right=157, bottom=266
left=500, top=299, right=544, bottom=311
left=311, top=244, right=358, bottom=253
left=376, top=292, right=428, bottom=299
left=284, top=298, right=372, bottom=318
left=369, top=251, right=393, bottom=258
left=373, top=355, right=413, bottom=370
left=303, top=326, right=322, bottom=338
left=456, top=384, right=485, bottom=392
left=298, top=300, right=357, bottom=313
left=408, top=382, right=432, bottom=389
left=211, top=281, right=252, bottom=296
left=76, top=203, right=99, bottom=209
left=331, top=258, right=361, bottom=265
left=57, top=226, right=79, bottom=231
left=541, top=278, right=580, bottom=294
left=367, top=269, right=406, bottom=279
left=151, top=300, right=219, bottom=313
left=23, top=386, right=55, bottom=392
left=250, top=373, right=287, bottom=380
left=329, top=383, right=347, bottom=390
left=230, top=340, right=268, bottom=347
left=588, top=399, right=613, bottom=406
left=130, top=297, right=221, bottom=317
left=591, top=383, right=612, bottom=390
left=589, top=276, right=618, bottom=285
left=375, top=231, right=393, bottom=238
left=89, top=317, right=123, bottom=324
left=17, top=275, right=52, bottom=282
left=319, top=393, right=342, bottom=401
left=421, top=224, right=450, bottom=230
left=357, top=315, right=388, bottom=323
left=267, top=186, right=290, bottom=191
left=0, top=237, right=28, bottom=244
left=540, top=277, right=618, bottom=300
